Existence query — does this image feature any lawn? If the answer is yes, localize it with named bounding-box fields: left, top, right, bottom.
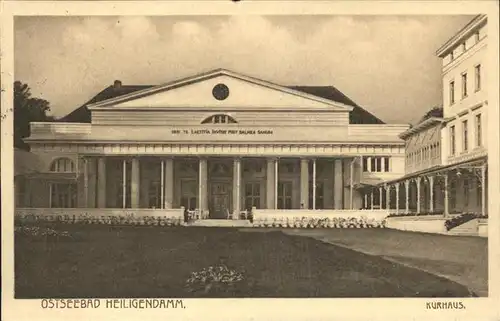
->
left=281, top=228, right=488, bottom=296
left=15, top=224, right=474, bottom=298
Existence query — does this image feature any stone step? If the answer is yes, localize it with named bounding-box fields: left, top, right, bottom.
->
left=448, top=230, right=478, bottom=236
left=187, top=219, right=253, bottom=228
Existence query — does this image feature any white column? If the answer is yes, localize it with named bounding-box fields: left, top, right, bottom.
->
left=84, top=157, right=89, bottom=207
left=97, top=157, right=106, bottom=208
left=370, top=190, right=374, bottom=210
left=266, top=158, right=276, bottom=209
left=405, top=180, right=409, bottom=213
left=367, top=157, right=372, bottom=172
left=381, top=157, right=385, bottom=172
left=385, top=185, right=390, bottom=210
left=122, top=159, right=127, bottom=209
left=481, top=164, right=486, bottom=216
left=233, top=158, right=241, bottom=219
left=416, top=177, right=421, bottom=214
left=131, top=158, right=140, bottom=208
left=334, top=159, right=343, bottom=209
left=395, top=183, right=400, bottom=214
left=429, top=176, right=434, bottom=212
left=160, top=160, right=165, bottom=208
left=164, top=158, right=174, bottom=209
left=198, top=158, right=208, bottom=213
left=444, top=174, right=449, bottom=217
left=312, top=158, right=317, bottom=210
left=300, top=158, right=309, bottom=209
left=349, top=158, right=354, bottom=209
left=49, top=183, right=53, bottom=208
left=379, top=186, right=383, bottom=209
left=364, top=193, right=368, bottom=209
left=274, top=158, right=279, bottom=209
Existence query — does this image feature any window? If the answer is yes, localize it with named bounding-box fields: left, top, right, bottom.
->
left=475, top=114, right=482, bottom=147
left=450, top=51, right=454, bottom=61
left=363, top=157, right=390, bottom=172
left=277, top=181, right=293, bottom=209
left=384, top=157, right=390, bottom=172
left=376, top=157, right=383, bottom=172
left=463, top=179, right=469, bottom=207
left=475, top=64, right=481, bottom=91
left=245, top=182, right=261, bottom=210
left=243, top=160, right=263, bottom=173
left=50, top=183, right=77, bottom=208
left=450, top=126, right=456, bottom=155
left=279, top=162, right=297, bottom=174
left=16, top=177, right=26, bottom=207
left=476, top=177, right=482, bottom=207
left=370, top=157, right=376, bottom=172
left=475, top=31, right=480, bottom=43
left=116, top=161, right=131, bottom=208
left=461, top=73, right=468, bottom=98
left=449, top=180, right=456, bottom=210
left=462, top=42, right=466, bottom=52
left=180, top=180, right=197, bottom=211
left=462, top=120, right=468, bottom=152
left=148, top=181, right=162, bottom=208
left=201, top=114, right=237, bottom=124
left=449, top=81, right=455, bottom=104
left=309, top=181, right=324, bottom=209
left=50, top=158, right=75, bottom=172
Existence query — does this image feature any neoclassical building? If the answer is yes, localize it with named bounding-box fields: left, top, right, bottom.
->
left=16, top=69, right=409, bottom=220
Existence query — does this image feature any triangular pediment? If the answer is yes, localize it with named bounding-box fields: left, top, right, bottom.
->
left=87, top=69, right=354, bottom=111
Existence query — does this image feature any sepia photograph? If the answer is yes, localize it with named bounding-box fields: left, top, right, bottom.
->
left=1, top=2, right=499, bottom=320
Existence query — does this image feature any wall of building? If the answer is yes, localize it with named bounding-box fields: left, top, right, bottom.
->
left=441, top=105, right=488, bottom=166
left=440, top=19, right=488, bottom=167
left=91, top=110, right=350, bottom=126
left=442, top=23, right=487, bottom=118
left=404, top=124, right=442, bottom=174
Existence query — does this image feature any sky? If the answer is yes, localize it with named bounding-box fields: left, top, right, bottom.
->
left=14, top=15, right=474, bottom=124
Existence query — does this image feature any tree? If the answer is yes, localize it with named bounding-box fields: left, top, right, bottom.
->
left=420, top=105, right=443, bottom=122
left=14, top=81, right=54, bottom=151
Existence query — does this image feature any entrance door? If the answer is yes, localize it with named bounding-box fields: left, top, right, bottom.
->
left=210, top=182, right=231, bottom=219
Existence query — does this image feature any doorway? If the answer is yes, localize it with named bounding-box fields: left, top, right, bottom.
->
left=210, top=181, right=232, bottom=219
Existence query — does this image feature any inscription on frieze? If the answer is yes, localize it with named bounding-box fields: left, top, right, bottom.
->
left=171, top=128, right=274, bottom=135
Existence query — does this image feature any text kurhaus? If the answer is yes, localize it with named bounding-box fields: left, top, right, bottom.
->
left=426, top=301, right=465, bottom=309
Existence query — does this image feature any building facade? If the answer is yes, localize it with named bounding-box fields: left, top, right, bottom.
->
left=17, top=69, right=408, bottom=220
left=15, top=15, right=488, bottom=224
left=370, top=14, right=489, bottom=217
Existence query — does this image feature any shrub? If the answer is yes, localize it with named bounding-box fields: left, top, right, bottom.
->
left=445, top=212, right=487, bottom=231
left=250, top=216, right=386, bottom=229
left=14, top=212, right=185, bottom=227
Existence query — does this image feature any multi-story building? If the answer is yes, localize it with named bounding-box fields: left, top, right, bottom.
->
left=370, top=14, right=488, bottom=218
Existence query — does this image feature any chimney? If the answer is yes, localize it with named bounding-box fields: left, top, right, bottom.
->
left=114, top=80, right=122, bottom=89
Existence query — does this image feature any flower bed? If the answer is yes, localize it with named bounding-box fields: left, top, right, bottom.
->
left=14, top=213, right=185, bottom=227
left=388, top=210, right=444, bottom=218
left=15, top=225, right=74, bottom=242
left=445, top=213, right=488, bottom=231
left=252, top=216, right=386, bottom=229
left=185, top=264, right=245, bottom=296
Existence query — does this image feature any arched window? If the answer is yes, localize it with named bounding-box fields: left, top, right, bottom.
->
left=50, top=158, right=76, bottom=172
left=201, top=114, right=237, bottom=124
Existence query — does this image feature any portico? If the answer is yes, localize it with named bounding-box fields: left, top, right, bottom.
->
left=79, top=155, right=357, bottom=219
